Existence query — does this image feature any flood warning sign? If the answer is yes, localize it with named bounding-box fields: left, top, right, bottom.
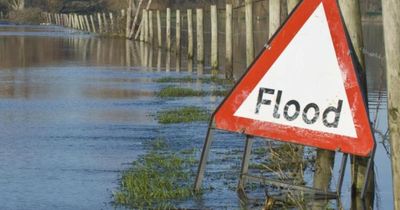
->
left=213, top=0, right=374, bottom=157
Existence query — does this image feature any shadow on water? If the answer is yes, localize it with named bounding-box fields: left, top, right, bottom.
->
left=0, top=20, right=391, bottom=210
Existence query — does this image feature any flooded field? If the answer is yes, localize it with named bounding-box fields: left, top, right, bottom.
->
left=0, top=22, right=391, bottom=209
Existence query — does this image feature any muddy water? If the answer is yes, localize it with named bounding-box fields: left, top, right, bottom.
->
left=0, top=21, right=391, bottom=210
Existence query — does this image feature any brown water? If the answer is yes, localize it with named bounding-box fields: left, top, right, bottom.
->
left=0, top=21, right=391, bottom=210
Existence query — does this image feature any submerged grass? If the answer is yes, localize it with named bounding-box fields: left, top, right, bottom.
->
left=155, top=76, right=235, bottom=86
left=157, top=87, right=207, bottom=97
left=157, top=107, right=210, bottom=124
left=113, top=139, right=199, bottom=209
left=157, top=86, right=230, bottom=98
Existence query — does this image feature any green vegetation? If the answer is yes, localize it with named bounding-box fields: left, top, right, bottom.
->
left=157, top=107, right=209, bottom=124
left=211, top=89, right=230, bottom=97
left=157, top=86, right=230, bottom=98
left=113, top=139, right=199, bottom=209
left=157, top=87, right=207, bottom=97
left=155, top=76, right=235, bottom=86
left=156, top=76, right=195, bottom=83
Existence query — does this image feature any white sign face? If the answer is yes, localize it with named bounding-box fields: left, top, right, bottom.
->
left=234, top=3, right=357, bottom=138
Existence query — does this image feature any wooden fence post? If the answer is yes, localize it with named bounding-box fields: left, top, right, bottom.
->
left=382, top=1, right=400, bottom=209
left=149, top=10, right=153, bottom=44
left=97, top=13, right=103, bottom=33
left=287, top=0, right=300, bottom=14
left=196, top=9, right=204, bottom=65
left=84, top=15, right=91, bottom=32
left=211, top=5, right=218, bottom=71
left=128, top=0, right=143, bottom=39
left=103, top=13, right=109, bottom=33
left=269, top=0, right=280, bottom=38
left=157, top=10, right=162, bottom=47
left=245, top=0, right=254, bottom=66
left=176, top=10, right=181, bottom=55
left=90, top=15, right=96, bottom=33
left=144, top=10, right=149, bottom=43
left=126, top=0, right=133, bottom=38
left=187, top=9, right=193, bottom=60
left=78, top=14, right=83, bottom=30
left=166, top=8, right=171, bottom=51
left=225, top=4, right=233, bottom=79
left=109, top=13, right=114, bottom=33
left=140, top=11, right=145, bottom=42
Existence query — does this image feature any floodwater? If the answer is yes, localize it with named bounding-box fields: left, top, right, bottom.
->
left=0, top=20, right=391, bottom=209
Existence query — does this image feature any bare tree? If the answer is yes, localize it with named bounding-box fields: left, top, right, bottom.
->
left=8, top=0, right=24, bottom=10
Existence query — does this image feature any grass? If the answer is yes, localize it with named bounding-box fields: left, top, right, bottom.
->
left=157, top=107, right=210, bottom=124
left=156, top=76, right=195, bottom=83
left=113, top=139, right=199, bottom=209
left=157, top=86, right=231, bottom=98
left=157, top=87, right=207, bottom=97
left=155, top=76, right=235, bottom=86
left=211, top=89, right=230, bottom=97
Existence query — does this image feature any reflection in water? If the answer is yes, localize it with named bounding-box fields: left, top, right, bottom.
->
left=157, top=49, right=162, bottom=71
left=166, top=51, right=171, bottom=72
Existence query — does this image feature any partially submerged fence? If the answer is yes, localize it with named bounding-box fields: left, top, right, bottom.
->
left=41, top=1, right=270, bottom=79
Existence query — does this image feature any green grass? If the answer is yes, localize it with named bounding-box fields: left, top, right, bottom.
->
left=157, top=87, right=231, bottom=98
left=113, top=139, right=199, bottom=209
left=211, top=89, right=230, bottom=97
left=157, top=87, right=207, bottom=97
left=157, top=107, right=210, bottom=124
left=155, top=76, right=235, bottom=86
left=155, top=76, right=195, bottom=83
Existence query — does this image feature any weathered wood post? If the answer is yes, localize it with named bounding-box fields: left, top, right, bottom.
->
left=269, top=0, right=280, bottom=38
left=225, top=4, right=233, bottom=79
left=157, top=10, right=162, bottom=47
left=311, top=149, right=335, bottom=210
left=68, top=14, right=72, bottom=27
left=109, top=13, right=114, bottom=34
left=126, top=0, right=133, bottom=38
left=211, top=5, right=218, bottom=72
left=71, top=14, right=75, bottom=28
left=77, top=14, right=81, bottom=29
left=166, top=8, right=171, bottom=51
left=135, top=20, right=143, bottom=40
left=245, top=0, right=254, bottom=66
left=128, top=0, right=144, bottom=39
left=338, top=1, right=373, bottom=204
left=144, top=10, right=149, bottom=43
left=79, top=15, right=85, bottom=30
left=176, top=10, right=181, bottom=55
left=76, top=14, right=82, bottom=30
left=103, top=13, right=109, bottom=33
left=139, top=13, right=145, bottom=42
left=149, top=10, right=153, bottom=44
left=97, top=13, right=103, bottom=33
left=187, top=9, right=193, bottom=60
left=196, top=9, right=204, bottom=66
left=287, top=0, right=300, bottom=14
left=84, top=15, right=91, bottom=32
left=176, top=9, right=181, bottom=70
left=382, top=1, right=400, bottom=209
left=90, top=15, right=96, bottom=33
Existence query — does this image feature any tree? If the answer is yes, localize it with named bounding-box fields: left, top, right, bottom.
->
left=8, top=0, right=24, bottom=10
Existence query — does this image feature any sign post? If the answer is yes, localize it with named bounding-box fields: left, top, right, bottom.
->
left=194, top=0, right=376, bottom=202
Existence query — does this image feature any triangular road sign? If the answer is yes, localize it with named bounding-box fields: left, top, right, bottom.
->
left=214, top=0, right=374, bottom=156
